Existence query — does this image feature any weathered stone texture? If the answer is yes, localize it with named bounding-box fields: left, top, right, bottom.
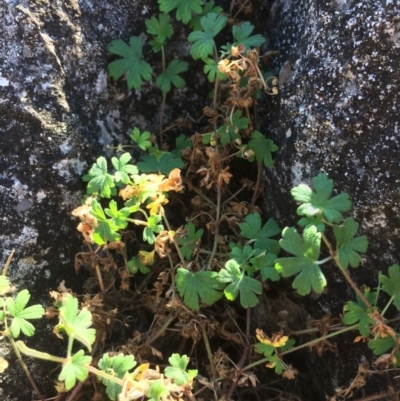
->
left=263, top=0, right=400, bottom=396
left=0, top=0, right=165, bottom=398
left=264, top=0, right=399, bottom=279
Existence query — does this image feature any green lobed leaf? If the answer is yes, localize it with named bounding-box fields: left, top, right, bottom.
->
left=266, top=354, right=287, bottom=375
left=165, top=353, right=198, bottom=385
left=98, top=353, right=137, bottom=400
left=137, top=152, right=184, bottom=175
left=104, top=200, right=131, bottom=229
left=251, top=253, right=280, bottom=282
left=275, top=226, right=326, bottom=295
left=342, top=288, right=377, bottom=336
left=6, top=290, right=44, bottom=338
left=90, top=199, right=122, bottom=245
left=188, top=13, right=227, bottom=60
left=107, top=37, right=153, bottom=90
left=130, top=127, right=153, bottom=151
left=203, top=58, right=227, bottom=83
left=147, top=379, right=170, bottom=401
left=229, top=245, right=255, bottom=265
left=379, top=264, right=400, bottom=310
left=145, top=13, right=173, bottom=44
left=176, top=268, right=224, bottom=310
left=158, top=0, right=203, bottom=24
left=232, top=21, right=266, bottom=50
left=218, top=260, right=262, bottom=308
left=127, top=257, right=151, bottom=274
left=334, top=218, right=368, bottom=269
left=216, top=111, right=248, bottom=145
left=156, top=59, right=189, bottom=94
left=368, top=336, right=397, bottom=356
left=59, top=350, right=92, bottom=391
left=189, top=1, right=223, bottom=31
left=83, top=157, right=115, bottom=198
left=111, top=152, right=138, bottom=185
left=55, top=294, right=96, bottom=352
left=239, top=213, right=280, bottom=255
left=291, top=173, right=352, bottom=223
left=143, top=215, right=164, bottom=245
left=175, top=222, right=204, bottom=260
left=247, top=131, right=279, bottom=167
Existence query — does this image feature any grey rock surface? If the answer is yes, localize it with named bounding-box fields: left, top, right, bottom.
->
left=0, top=0, right=170, bottom=398
left=263, top=0, right=400, bottom=396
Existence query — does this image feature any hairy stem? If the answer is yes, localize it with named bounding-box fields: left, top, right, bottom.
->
left=206, top=186, right=221, bottom=270
left=9, top=339, right=44, bottom=400
left=201, top=324, right=216, bottom=378
left=242, top=323, right=359, bottom=372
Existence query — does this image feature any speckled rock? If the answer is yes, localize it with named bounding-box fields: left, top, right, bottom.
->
left=262, top=0, right=400, bottom=397
left=0, top=0, right=187, bottom=398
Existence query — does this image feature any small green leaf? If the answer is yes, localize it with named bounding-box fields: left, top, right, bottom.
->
left=175, top=222, right=204, bottom=260
left=247, top=131, right=279, bottom=167
left=107, top=37, right=153, bottom=90
left=239, top=213, right=280, bottom=255
left=104, top=200, right=131, bottom=229
left=165, top=354, right=197, bottom=385
left=188, top=13, right=227, bottom=60
left=130, top=127, right=153, bottom=151
left=90, top=199, right=122, bottom=245
left=229, top=245, right=255, bottom=265
left=138, top=152, right=184, bottom=175
left=189, top=1, right=223, bottom=31
left=251, top=253, right=280, bottom=282
left=143, top=215, right=164, bottom=245
left=379, top=264, right=400, bottom=310
left=334, top=218, right=368, bottom=269
left=298, top=215, right=326, bottom=233
left=145, top=13, right=173, bottom=44
left=368, top=336, right=397, bottom=356
left=127, top=257, right=151, bottom=274
left=265, top=354, right=287, bottom=375
left=342, top=288, right=377, bottom=336
left=156, top=59, right=189, bottom=94
left=158, top=0, right=203, bottom=24
left=254, top=342, right=274, bottom=357
left=59, top=350, right=92, bottom=391
left=147, top=379, right=170, bottom=401
left=275, top=226, right=326, bottom=295
left=98, top=353, right=137, bottom=400
left=111, top=153, right=138, bottom=184
left=55, top=294, right=96, bottom=352
left=216, top=111, right=248, bottom=145
left=83, top=157, right=115, bottom=198
left=176, top=268, right=224, bottom=310
left=218, top=260, right=262, bottom=308
left=203, top=58, right=227, bottom=83
left=176, top=134, right=193, bottom=150
left=291, top=173, right=352, bottom=223
left=6, top=290, right=44, bottom=338
left=232, top=21, right=266, bottom=50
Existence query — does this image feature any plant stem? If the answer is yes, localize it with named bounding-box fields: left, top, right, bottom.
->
left=250, top=162, right=262, bottom=207
left=206, top=186, right=221, bottom=270
left=381, top=295, right=395, bottom=317
left=242, top=323, right=359, bottom=372
left=158, top=45, right=167, bottom=147
left=144, top=313, right=176, bottom=347
left=9, top=339, right=44, bottom=400
left=201, top=324, right=216, bottom=378
left=322, top=233, right=374, bottom=310
left=2, top=249, right=15, bottom=275
left=163, top=213, right=187, bottom=268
